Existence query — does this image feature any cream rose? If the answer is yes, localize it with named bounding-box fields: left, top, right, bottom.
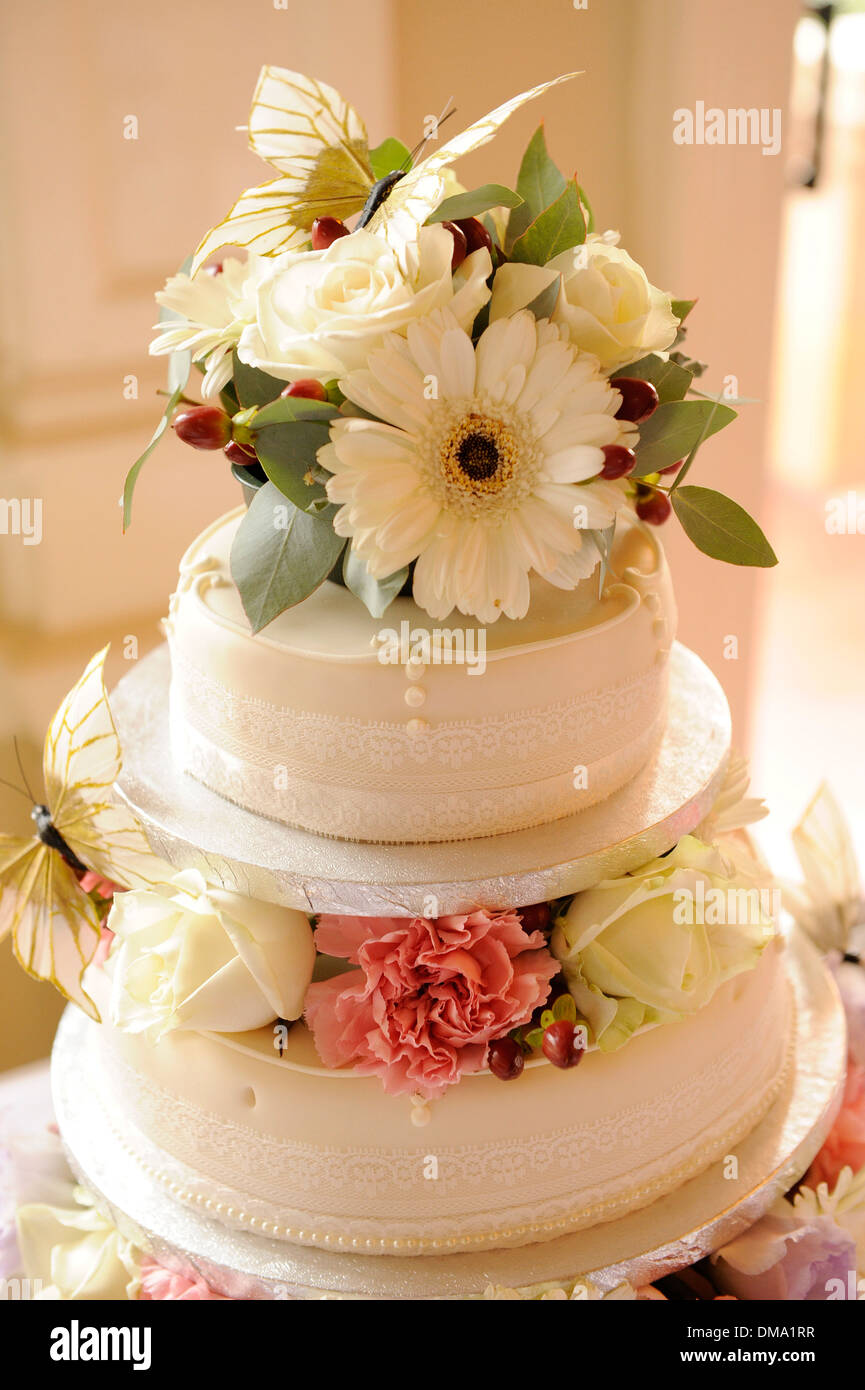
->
left=489, top=234, right=679, bottom=370
left=238, top=224, right=492, bottom=383
left=551, top=836, right=774, bottom=1051
left=16, top=1191, right=142, bottom=1300
left=108, top=870, right=315, bottom=1039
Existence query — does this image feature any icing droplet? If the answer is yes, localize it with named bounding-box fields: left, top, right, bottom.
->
left=405, top=686, right=426, bottom=708
left=406, top=718, right=429, bottom=735
left=405, top=660, right=426, bottom=681
left=410, top=1093, right=431, bottom=1127
left=644, top=591, right=662, bottom=614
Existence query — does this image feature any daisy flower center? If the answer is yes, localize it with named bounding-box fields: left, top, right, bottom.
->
left=432, top=409, right=536, bottom=519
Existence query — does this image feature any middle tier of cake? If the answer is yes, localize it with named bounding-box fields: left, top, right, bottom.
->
left=165, top=508, right=677, bottom=844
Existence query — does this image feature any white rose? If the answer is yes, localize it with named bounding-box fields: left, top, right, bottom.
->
left=108, top=870, right=315, bottom=1039
left=551, top=836, right=774, bottom=1050
left=489, top=234, right=679, bottom=371
left=238, top=224, right=492, bottom=383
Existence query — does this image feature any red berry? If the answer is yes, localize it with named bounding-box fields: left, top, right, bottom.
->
left=599, top=444, right=637, bottom=480
left=442, top=221, right=468, bottom=271
left=172, top=405, right=231, bottom=450
left=311, top=217, right=350, bottom=250
left=614, top=377, right=660, bottom=424
left=658, top=459, right=684, bottom=476
left=518, top=902, right=551, bottom=934
left=636, top=490, right=673, bottom=525
left=279, top=379, right=328, bottom=402
left=204, top=261, right=224, bottom=276
left=542, top=1019, right=585, bottom=1070
left=488, top=1037, right=524, bottom=1081
left=224, top=439, right=257, bottom=466
left=454, top=216, right=493, bottom=256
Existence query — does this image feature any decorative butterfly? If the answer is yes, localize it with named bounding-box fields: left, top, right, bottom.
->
left=190, top=67, right=579, bottom=276
left=0, top=647, right=172, bottom=1020
left=785, top=783, right=863, bottom=957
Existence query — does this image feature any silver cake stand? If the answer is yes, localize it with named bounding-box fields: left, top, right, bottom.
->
left=53, top=927, right=845, bottom=1300
left=113, top=641, right=731, bottom=915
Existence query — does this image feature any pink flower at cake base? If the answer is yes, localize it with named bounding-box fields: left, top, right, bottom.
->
left=807, top=1058, right=865, bottom=1190
left=139, top=1256, right=227, bottom=1301
left=305, top=911, right=558, bottom=1097
left=710, top=1203, right=856, bottom=1300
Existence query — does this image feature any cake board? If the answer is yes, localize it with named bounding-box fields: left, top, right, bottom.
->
left=113, top=639, right=731, bottom=916
left=52, top=926, right=846, bottom=1300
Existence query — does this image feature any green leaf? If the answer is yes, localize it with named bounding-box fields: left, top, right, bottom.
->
left=509, top=180, right=586, bottom=266
left=369, top=137, right=412, bottom=180
left=122, top=383, right=185, bottom=531
left=633, top=399, right=736, bottom=477
left=577, top=183, right=595, bottom=234
left=506, top=125, right=567, bottom=250
left=524, top=274, right=561, bottom=320
left=342, top=547, right=408, bottom=618
left=255, top=420, right=335, bottom=513
left=671, top=298, right=697, bottom=323
left=251, top=396, right=337, bottom=429
left=229, top=481, right=346, bottom=632
left=671, top=486, right=778, bottom=567
left=613, top=353, right=693, bottom=404
left=232, top=351, right=286, bottom=408
left=429, top=184, right=522, bottom=224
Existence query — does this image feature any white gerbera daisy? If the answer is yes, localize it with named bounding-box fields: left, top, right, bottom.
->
left=321, top=308, right=637, bottom=623
left=150, top=255, right=266, bottom=397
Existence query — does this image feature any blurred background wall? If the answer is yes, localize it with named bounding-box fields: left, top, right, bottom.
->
left=1, top=0, right=862, bottom=1068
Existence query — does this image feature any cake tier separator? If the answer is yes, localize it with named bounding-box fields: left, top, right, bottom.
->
left=113, top=640, right=730, bottom=915
left=52, top=926, right=845, bottom=1299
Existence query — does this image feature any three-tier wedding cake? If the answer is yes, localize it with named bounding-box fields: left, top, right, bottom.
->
left=3, top=67, right=846, bottom=1303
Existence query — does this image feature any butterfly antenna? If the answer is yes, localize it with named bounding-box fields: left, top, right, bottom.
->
left=12, top=736, right=36, bottom=804
left=0, top=774, right=30, bottom=802
left=404, top=98, right=457, bottom=169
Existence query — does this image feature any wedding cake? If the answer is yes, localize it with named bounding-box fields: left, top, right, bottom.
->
left=6, top=67, right=845, bottom=1303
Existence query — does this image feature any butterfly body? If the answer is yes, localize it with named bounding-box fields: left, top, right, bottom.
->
left=355, top=171, right=407, bottom=229
left=31, top=804, right=89, bottom=875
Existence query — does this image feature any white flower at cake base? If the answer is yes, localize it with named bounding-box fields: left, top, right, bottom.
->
left=321, top=307, right=635, bottom=623
left=237, top=224, right=492, bottom=385
left=551, top=836, right=775, bottom=1051
left=16, top=1188, right=142, bottom=1301
left=108, top=869, right=315, bottom=1040
left=150, top=255, right=268, bottom=397
left=489, top=234, right=679, bottom=371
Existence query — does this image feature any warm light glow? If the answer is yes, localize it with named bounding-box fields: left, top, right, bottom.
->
left=794, top=14, right=827, bottom=67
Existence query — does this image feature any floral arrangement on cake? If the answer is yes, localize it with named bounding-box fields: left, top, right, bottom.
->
left=126, top=66, right=776, bottom=632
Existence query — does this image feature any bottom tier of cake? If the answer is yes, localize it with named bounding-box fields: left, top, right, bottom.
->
left=67, top=939, right=792, bottom=1258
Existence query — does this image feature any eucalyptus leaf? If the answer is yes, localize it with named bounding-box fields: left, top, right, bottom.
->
left=255, top=421, right=335, bottom=512
left=369, top=137, right=412, bottom=180
left=122, top=383, right=185, bottom=531
left=613, top=353, right=693, bottom=404
left=429, top=184, right=522, bottom=224
left=509, top=181, right=586, bottom=266
left=506, top=125, right=567, bottom=250
left=229, top=481, right=346, bottom=632
left=342, top=547, right=409, bottom=618
left=251, top=396, right=337, bottom=429
left=232, top=351, right=286, bottom=408
left=577, top=183, right=595, bottom=234
left=524, top=274, right=562, bottom=320
left=671, top=486, right=778, bottom=567
left=671, top=298, right=697, bottom=323
left=633, top=399, right=736, bottom=477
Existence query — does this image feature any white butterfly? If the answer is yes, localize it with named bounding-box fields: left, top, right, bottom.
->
left=0, top=648, right=172, bottom=1019
left=190, top=66, right=579, bottom=276
left=785, top=783, right=863, bottom=956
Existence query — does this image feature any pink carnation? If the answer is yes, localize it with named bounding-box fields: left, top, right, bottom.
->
left=139, top=1256, right=227, bottom=1301
left=807, top=1058, right=865, bottom=1190
left=305, top=911, right=558, bottom=1097
left=79, top=871, right=123, bottom=900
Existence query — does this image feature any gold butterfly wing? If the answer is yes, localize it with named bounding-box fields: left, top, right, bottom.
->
left=367, top=72, right=581, bottom=272
left=0, top=834, right=101, bottom=1019
left=45, top=646, right=175, bottom=893
left=190, top=67, right=375, bottom=274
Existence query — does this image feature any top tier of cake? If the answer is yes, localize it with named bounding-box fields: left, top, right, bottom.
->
left=165, top=507, right=676, bottom=844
